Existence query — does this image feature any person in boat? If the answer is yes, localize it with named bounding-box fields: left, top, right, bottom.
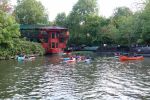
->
left=114, top=52, right=120, bottom=56
left=16, top=52, right=26, bottom=61
left=75, top=55, right=82, bottom=62
left=70, top=56, right=74, bottom=60
left=65, top=56, right=76, bottom=63
left=16, top=52, right=24, bottom=58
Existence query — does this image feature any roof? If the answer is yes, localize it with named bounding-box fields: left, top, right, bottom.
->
left=40, top=26, right=67, bottom=30
left=20, top=24, right=67, bottom=30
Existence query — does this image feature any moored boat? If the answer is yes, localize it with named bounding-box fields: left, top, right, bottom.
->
left=119, top=55, right=144, bottom=61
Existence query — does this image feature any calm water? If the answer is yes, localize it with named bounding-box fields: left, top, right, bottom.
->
left=0, top=54, right=150, bottom=100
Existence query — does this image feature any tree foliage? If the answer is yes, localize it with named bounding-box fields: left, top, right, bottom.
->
left=54, top=0, right=149, bottom=46
left=0, top=0, right=11, bottom=12
left=14, top=0, right=49, bottom=24
left=0, top=0, right=45, bottom=58
left=113, top=7, right=133, bottom=18
left=66, top=0, right=99, bottom=45
left=105, top=7, right=134, bottom=45
left=0, top=10, right=20, bottom=47
left=82, top=15, right=102, bottom=45
left=55, top=12, right=67, bottom=27
left=140, top=0, right=150, bottom=44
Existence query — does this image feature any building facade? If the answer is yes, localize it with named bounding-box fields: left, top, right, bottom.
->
left=20, top=25, right=69, bottom=53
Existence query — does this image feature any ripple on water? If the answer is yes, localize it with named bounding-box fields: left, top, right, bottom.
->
left=0, top=56, right=150, bottom=99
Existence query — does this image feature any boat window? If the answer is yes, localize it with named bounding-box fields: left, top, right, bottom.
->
left=52, top=42, right=55, bottom=48
left=52, top=33, right=55, bottom=39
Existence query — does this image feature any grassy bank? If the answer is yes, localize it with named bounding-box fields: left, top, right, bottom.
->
left=0, top=39, right=45, bottom=60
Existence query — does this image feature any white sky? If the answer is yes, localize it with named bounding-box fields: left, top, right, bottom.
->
left=10, top=0, right=143, bottom=21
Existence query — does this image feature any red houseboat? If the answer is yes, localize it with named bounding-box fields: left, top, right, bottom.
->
left=20, top=25, right=69, bottom=54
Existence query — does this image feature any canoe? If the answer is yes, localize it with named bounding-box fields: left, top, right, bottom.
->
left=119, top=55, right=144, bottom=61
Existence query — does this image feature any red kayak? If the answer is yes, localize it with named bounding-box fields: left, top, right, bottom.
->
left=119, top=55, right=144, bottom=61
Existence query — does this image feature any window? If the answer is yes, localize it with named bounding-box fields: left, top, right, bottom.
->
left=52, top=33, right=55, bottom=38
left=56, top=32, right=59, bottom=38
left=56, top=43, right=58, bottom=48
left=52, top=42, right=55, bottom=48
left=60, top=38, right=65, bottom=43
left=49, top=44, right=51, bottom=48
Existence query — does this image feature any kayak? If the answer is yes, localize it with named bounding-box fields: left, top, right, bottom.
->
left=84, top=59, right=91, bottom=63
left=64, top=58, right=76, bottom=63
left=63, top=58, right=70, bottom=61
left=17, top=56, right=35, bottom=61
left=24, top=56, right=35, bottom=61
left=119, top=55, right=144, bottom=61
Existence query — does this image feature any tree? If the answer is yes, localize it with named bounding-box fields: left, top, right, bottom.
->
left=110, top=7, right=134, bottom=45
left=0, top=10, right=20, bottom=47
left=130, top=12, right=144, bottom=44
left=71, top=0, right=98, bottom=20
left=67, top=0, right=99, bottom=45
left=82, top=15, right=101, bottom=45
left=55, top=12, right=67, bottom=27
left=100, top=23, right=119, bottom=44
left=112, top=7, right=133, bottom=29
left=14, top=0, right=49, bottom=24
left=140, top=0, right=150, bottom=44
left=113, top=7, right=133, bottom=18
left=0, top=0, right=11, bottom=12
left=118, top=16, right=134, bottom=45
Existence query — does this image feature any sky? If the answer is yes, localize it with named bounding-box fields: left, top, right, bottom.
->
left=10, top=0, right=143, bottom=21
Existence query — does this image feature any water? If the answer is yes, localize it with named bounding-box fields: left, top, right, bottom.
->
left=0, top=54, right=150, bottom=100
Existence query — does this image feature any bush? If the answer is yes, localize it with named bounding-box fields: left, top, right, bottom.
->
left=0, top=39, right=45, bottom=59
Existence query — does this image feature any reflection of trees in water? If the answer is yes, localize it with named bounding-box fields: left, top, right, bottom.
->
left=48, top=55, right=62, bottom=64
left=0, top=58, right=46, bottom=98
left=0, top=56, right=149, bottom=99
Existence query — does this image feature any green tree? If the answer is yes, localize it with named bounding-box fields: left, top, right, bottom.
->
left=67, top=0, right=99, bottom=45
left=100, top=23, right=119, bottom=44
left=130, top=12, right=144, bottom=44
left=110, top=7, right=134, bottom=45
left=82, top=15, right=101, bottom=45
left=118, top=16, right=134, bottom=45
left=14, top=0, right=49, bottom=24
left=140, top=0, right=150, bottom=44
left=113, top=7, right=133, bottom=18
left=112, top=7, right=133, bottom=29
left=0, top=0, right=11, bottom=12
left=55, top=12, right=67, bottom=27
left=0, top=10, right=20, bottom=47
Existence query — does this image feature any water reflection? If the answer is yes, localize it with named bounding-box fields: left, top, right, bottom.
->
left=0, top=55, right=150, bottom=99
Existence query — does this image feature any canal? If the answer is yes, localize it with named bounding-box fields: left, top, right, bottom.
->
left=0, top=54, right=150, bottom=100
